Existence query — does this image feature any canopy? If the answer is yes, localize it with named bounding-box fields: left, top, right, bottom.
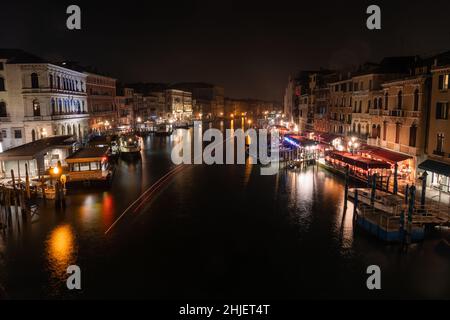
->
left=362, top=146, right=412, bottom=163
left=419, top=159, right=450, bottom=177
left=328, top=151, right=391, bottom=170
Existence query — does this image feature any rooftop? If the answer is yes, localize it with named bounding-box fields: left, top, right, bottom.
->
left=66, top=146, right=109, bottom=161
left=0, top=135, right=76, bottom=160
left=0, top=48, right=46, bottom=64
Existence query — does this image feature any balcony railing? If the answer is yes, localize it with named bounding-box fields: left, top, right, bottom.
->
left=382, top=110, right=421, bottom=118
left=369, top=109, right=383, bottom=116
left=0, top=115, right=11, bottom=122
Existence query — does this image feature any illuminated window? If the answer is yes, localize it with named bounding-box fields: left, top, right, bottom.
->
left=438, top=74, right=449, bottom=90
left=32, top=99, right=41, bottom=116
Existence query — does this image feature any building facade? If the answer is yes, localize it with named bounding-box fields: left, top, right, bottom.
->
left=165, top=89, right=193, bottom=121
left=86, top=72, right=117, bottom=132
left=0, top=50, right=89, bottom=151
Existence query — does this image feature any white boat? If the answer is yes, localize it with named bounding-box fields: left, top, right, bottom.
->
left=119, top=135, right=141, bottom=156
left=155, top=123, right=173, bottom=136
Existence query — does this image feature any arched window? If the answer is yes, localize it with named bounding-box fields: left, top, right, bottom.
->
left=49, top=74, right=53, bottom=89
left=67, top=124, right=71, bottom=135
left=374, top=98, right=378, bottom=109
left=378, top=97, right=382, bottom=109
left=78, top=124, right=81, bottom=138
left=372, top=124, right=377, bottom=139
left=384, top=93, right=389, bottom=110
left=73, top=124, right=76, bottom=137
left=357, top=123, right=361, bottom=134
left=51, top=98, right=56, bottom=114
left=0, top=77, right=5, bottom=91
left=32, top=99, right=41, bottom=116
left=0, top=101, right=7, bottom=117
left=413, top=89, right=419, bottom=111
left=383, top=122, right=387, bottom=141
left=31, top=73, right=39, bottom=89
left=57, top=76, right=61, bottom=89
left=397, top=91, right=403, bottom=109
left=409, top=125, right=417, bottom=147
left=58, top=99, right=62, bottom=113
left=376, top=125, right=381, bottom=139
left=61, top=125, right=65, bottom=135
left=31, top=129, right=36, bottom=142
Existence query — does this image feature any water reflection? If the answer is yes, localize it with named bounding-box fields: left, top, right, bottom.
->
left=46, top=224, right=77, bottom=292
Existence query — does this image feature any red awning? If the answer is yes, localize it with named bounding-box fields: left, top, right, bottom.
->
left=362, top=146, right=412, bottom=163
left=317, top=133, right=342, bottom=144
left=328, top=151, right=391, bottom=170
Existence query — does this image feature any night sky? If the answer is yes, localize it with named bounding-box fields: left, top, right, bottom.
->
left=1, top=0, right=450, bottom=101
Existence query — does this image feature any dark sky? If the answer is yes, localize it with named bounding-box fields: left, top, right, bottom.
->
left=1, top=0, right=450, bottom=101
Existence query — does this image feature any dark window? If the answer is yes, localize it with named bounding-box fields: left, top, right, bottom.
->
left=57, top=76, right=61, bottom=89
left=359, top=101, right=362, bottom=113
left=14, top=130, right=22, bottom=139
left=395, top=123, right=401, bottom=144
left=384, top=93, right=389, bottom=110
left=0, top=77, right=5, bottom=91
left=367, top=100, right=371, bottom=112
left=413, top=89, right=419, bottom=111
left=409, top=125, right=417, bottom=147
left=378, top=97, right=383, bottom=109
left=397, top=91, right=403, bottom=109
left=49, top=74, right=53, bottom=89
left=0, top=62, right=3, bottom=70
left=1, top=130, right=7, bottom=138
left=374, top=98, right=378, bottom=109
left=369, top=80, right=373, bottom=90
left=436, top=102, right=449, bottom=120
left=31, top=129, right=36, bottom=142
left=436, top=133, right=444, bottom=153
left=0, top=101, right=6, bottom=117
left=383, top=122, right=387, bottom=141
left=31, top=73, right=39, bottom=89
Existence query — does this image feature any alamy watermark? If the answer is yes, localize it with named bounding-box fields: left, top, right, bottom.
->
left=171, top=122, right=280, bottom=175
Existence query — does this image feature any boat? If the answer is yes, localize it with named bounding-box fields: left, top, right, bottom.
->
left=155, top=123, right=173, bottom=136
left=65, top=146, right=114, bottom=186
left=119, top=134, right=141, bottom=158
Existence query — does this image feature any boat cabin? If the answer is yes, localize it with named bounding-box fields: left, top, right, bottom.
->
left=65, top=147, right=112, bottom=183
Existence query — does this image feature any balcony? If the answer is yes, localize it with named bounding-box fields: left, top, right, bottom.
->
left=22, top=87, right=86, bottom=96
left=369, top=109, right=383, bottom=116
left=24, top=115, right=52, bottom=121
left=0, top=114, right=11, bottom=122
left=382, top=109, right=421, bottom=118
left=433, top=150, right=446, bottom=157
left=51, top=111, right=89, bottom=120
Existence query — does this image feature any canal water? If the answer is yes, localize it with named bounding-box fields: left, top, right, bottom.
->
left=0, top=122, right=449, bottom=299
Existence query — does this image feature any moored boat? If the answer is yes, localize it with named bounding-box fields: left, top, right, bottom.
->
left=119, top=134, right=141, bottom=158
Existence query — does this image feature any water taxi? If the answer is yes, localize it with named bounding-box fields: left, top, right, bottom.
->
left=65, top=146, right=114, bottom=185
left=155, top=123, right=173, bottom=136
left=119, top=134, right=141, bottom=158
